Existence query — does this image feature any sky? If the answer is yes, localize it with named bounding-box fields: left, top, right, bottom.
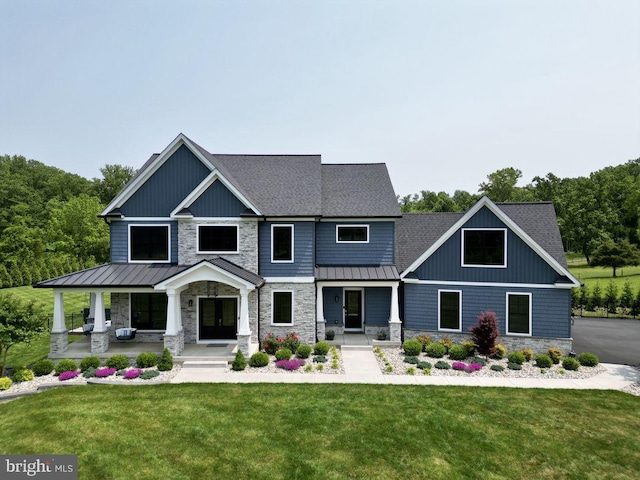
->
left=1, top=1, right=639, bottom=197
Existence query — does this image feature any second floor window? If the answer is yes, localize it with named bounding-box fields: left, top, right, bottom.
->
left=462, top=229, right=506, bottom=267
left=272, top=225, right=293, bottom=262
left=198, top=225, right=238, bottom=253
left=129, top=225, right=170, bottom=262
left=336, top=225, right=369, bottom=243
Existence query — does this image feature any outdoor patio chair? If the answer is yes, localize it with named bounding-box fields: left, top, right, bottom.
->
left=115, top=328, right=137, bottom=340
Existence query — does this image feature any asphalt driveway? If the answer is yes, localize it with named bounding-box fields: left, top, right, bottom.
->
left=571, top=317, right=640, bottom=366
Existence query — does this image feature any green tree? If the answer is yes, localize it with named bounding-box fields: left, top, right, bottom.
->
left=0, top=295, right=49, bottom=376
left=590, top=239, right=640, bottom=277
left=92, top=164, right=136, bottom=205
left=590, top=283, right=603, bottom=310
left=604, top=281, right=618, bottom=313
left=478, top=167, right=523, bottom=202
left=620, top=281, right=634, bottom=309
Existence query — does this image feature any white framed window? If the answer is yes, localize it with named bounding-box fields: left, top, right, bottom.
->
left=130, top=293, right=167, bottom=331
left=336, top=224, right=369, bottom=243
left=461, top=228, right=507, bottom=268
left=271, top=224, right=294, bottom=263
left=438, top=290, right=462, bottom=332
left=197, top=224, right=239, bottom=254
left=272, top=290, right=293, bottom=325
left=506, top=292, right=532, bottom=336
left=128, top=224, right=171, bottom=263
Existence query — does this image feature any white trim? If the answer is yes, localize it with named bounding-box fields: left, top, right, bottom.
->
left=128, top=223, right=171, bottom=264
left=271, top=290, right=294, bottom=326
left=153, top=261, right=257, bottom=291
left=343, top=287, right=364, bottom=331
left=336, top=224, right=369, bottom=243
left=438, top=289, right=462, bottom=332
left=316, top=280, right=399, bottom=288
left=114, top=217, right=176, bottom=221
left=196, top=295, right=240, bottom=343
left=271, top=224, right=295, bottom=263
left=402, top=279, right=569, bottom=289
left=196, top=224, right=240, bottom=254
left=461, top=228, right=507, bottom=268
left=320, top=218, right=398, bottom=222
left=265, top=217, right=317, bottom=222
left=400, top=196, right=581, bottom=287
left=129, top=292, right=168, bottom=332
left=264, top=276, right=315, bottom=284
left=506, top=292, right=532, bottom=336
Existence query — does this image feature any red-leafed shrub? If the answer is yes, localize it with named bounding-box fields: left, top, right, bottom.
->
left=469, top=311, right=500, bottom=358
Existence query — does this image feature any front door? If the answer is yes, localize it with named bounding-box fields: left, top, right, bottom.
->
left=199, top=297, right=238, bottom=340
left=344, top=290, right=363, bottom=330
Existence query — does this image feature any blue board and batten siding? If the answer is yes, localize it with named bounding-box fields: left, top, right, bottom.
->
left=110, top=221, right=179, bottom=263
left=315, top=222, right=395, bottom=266
left=258, top=222, right=315, bottom=277
left=189, top=180, right=247, bottom=217
left=120, top=145, right=211, bottom=217
left=322, top=287, right=391, bottom=327
left=403, top=283, right=571, bottom=338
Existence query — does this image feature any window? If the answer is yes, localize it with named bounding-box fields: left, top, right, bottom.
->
left=197, top=225, right=238, bottom=253
left=272, top=225, right=293, bottom=262
left=336, top=225, right=369, bottom=243
left=131, top=293, right=167, bottom=330
left=129, top=225, right=170, bottom=262
left=272, top=291, right=293, bottom=325
left=507, top=293, right=531, bottom=335
left=462, top=229, right=506, bottom=267
left=439, top=290, right=461, bottom=331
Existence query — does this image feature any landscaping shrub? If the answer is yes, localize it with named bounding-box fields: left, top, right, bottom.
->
left=434, top=361, right=451, bottom=370
left=452, top=362, right=467, bottom=371
left=461, top=340, right=476, bottom=356
left=82, top=367, right=96, bottom=378
left=95, top=367, right=117, bottom=378
left=136, top=352, right=158, bottom=368
left=439, top=336, right=453, bottom=353
left=262, top=333, right=280, bottom=355
left=425, top=342, right=446, bottom=358
left=404, top=356, right=420, bottom=364
left=140, top=370, right=160, bottom=380
left=55, top=359, right=78, bottom=375
left=490, top=364, right=505, bottom=372
left=562, top=357, right=580, bottom=371
left=470, top=311, right=500, bottom=357
left=105, top=354, right=130, bottom=370
left=415, top=334, right=432, bottom=351
left=406, top=367, right=416, bottom=375
left=157, top=348, right=174, bottom=371
left=448, top=344, right=469, bottom=361
left=249, top=352, right=269, bottom=367
left=548, top=347, right=563, bottom=364
left=32, top=359, right=54, bottom=377
left=508, top=362, right=522, bottom=371
left=59, top=371, right=79, bottom=381
left=577, top=352, right=599, bottom=367
left=417, top=361, right=432, bottom=370
left=313, top=355, right=327, bottom=363
left=296, top=345, right=312, bottom=359
left=231, top=351, right=247, bottom=371
left=325, top=330, right=335, bottom=340
left=402, top=339, right=422, bottom=356
left=466, top=363, right=483, bottom=373
left=80, top=356, right=101, bottom=372
left=492, top=344, right=507, bottom=359
left=0, top=377, right=13, bottom=390
left=281, top=333, right=300, bottom=354
left=12, top=367, right=34, bottom=383
left=275, top=348, right=292, bottom=361
left=124, top=368, right=142, bottom=379
left=470, top=357, right=487, bottom=367
left=276, top=359, right=305, bottom=371
left=535, top=354, right=553, bottom=368
left=116, top=369, right=126, bottom=376
left=507, top=351, right=526, bottom=365
left=521, top=348, right=533, bottom=362
left=313, top=341, right=330, bottom=356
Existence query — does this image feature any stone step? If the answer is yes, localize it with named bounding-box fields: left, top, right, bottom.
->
left=340, top=345, right=373, bottom=352
left=181, top=360, right=228, bottom=369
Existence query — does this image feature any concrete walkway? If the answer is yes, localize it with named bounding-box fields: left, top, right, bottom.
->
left=171, top=347, right=639, bottom=391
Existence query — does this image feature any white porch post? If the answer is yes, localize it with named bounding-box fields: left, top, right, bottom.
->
left=389, top=282, right=402, bottom=342
left=52, top=290, right=66, bottom=333
left=316, top=284, right=326, bottom=342
left=93, top=292, right=107, bottom=332
left=238, top=288, right=251, bottom=336
left=88, top=292, right=96, bottom=320
left=164, top=288, right=184, bottom=356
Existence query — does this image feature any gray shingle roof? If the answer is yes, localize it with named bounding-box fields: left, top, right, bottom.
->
left=316, top=265, right=399, bottom=281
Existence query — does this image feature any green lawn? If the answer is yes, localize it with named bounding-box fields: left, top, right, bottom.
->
left=568, top=259, right=640, bottom=293
left=0, top=385, right=638, bottom=479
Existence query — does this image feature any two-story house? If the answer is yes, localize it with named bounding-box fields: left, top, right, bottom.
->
left=37, top=134, right=579, bottom=359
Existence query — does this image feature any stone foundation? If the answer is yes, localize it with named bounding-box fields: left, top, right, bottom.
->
left=50, top=332, right=68, bottom=356
left=389, top=321, right=402, bottom=342
left=91, top=331, right=110, bottom=354
left=164, top=329, right=185, bottom=356
left=316, top=320, right=325, bottom=343
left=237, top=333, right=251, bottom=357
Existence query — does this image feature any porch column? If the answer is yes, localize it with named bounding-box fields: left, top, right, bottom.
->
left=164, top=288, right=184, bottom=356
left=389, top=282, right=402, bottom=342
left=91, top=292, right=109, bottom=354
left=88, top=293, right=96, bottom=320
left=50, top=290, right=68, bottom=356
left=237, top=287, right=252, bottom=357
left=316, top=284, right=326, bottom=342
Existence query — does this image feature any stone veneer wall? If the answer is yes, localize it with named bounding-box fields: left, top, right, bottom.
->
left=178, top=219, right=258, bottom=272
left=403, top=329, right=573, bottom=355
left=110, top=292, right=169, bottom=343
left=259, top=282, right=316, bottom=346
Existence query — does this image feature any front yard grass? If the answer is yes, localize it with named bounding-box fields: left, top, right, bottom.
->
left=0, top=384, right=638, bottom=479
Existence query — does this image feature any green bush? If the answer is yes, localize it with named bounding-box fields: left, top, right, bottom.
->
left=577, top=352, right=599, bottom=367
left=461, top=340, right=476, bottom=356
left=136, top=352, right=158, bottom=368
left=490, top=364, right=505, bottom=372
left=55, top=359, right=78, bottom=375
left=249, top=352, right=269, bottom=367
left=105, top=354, right=130, bottom=370
left=434, top=361, right=451, bottom=370
left=82, top=367, right=97, bottom=378
left=80, top=356, right=101, bottom=372
left=415, top=334, right=432, bottom=350
left=448, top=344, right=469, bottom=361
left=0, top=377, right=12, bottom=390
left=535, top=354, right=553, bottom=368
left=32, top=359, right=54, bottom=377
left=231, top=351, right=247, bottom=371
left=404, top=356, right=420, bottom=364
left=417, top=361, right=432, bottom=370
left=296, top=345, right=312, bottom=359
left=281, top=333, right=300, bottom=354
left=275, top=348, right=292, bottom=361
left=157, top=348, right=174, bottom=371
left=313, top=355, right=327, bottom=363
left=492, top=344, right=507, bottom=359
left=521, top=348, right=533, bottom=362
left=402, top=339, right=422, bottom=356
left=470, top=357, right=487, bottom=367
left=508, top=362, right=522, bottom=370
left=507, top=351, right=526, bottom=365
left=140, top=370, right=160, bottom=380
left=425, top=342, right=446, bottom=358
left=12, top=367, right=34, bottom=383
left=439, top=336, right=453, bottom=353
left=562, top=357, right=580, bottom=371
left=313, top=341, right=330, bottom=356
left=548, top=347, right=563, bottom=364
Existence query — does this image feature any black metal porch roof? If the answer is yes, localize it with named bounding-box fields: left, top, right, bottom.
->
left=315, top=265, right=400, bottom=281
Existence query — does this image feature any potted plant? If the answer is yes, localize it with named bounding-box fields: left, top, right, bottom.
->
left=376, top=330, right=387, bottom=341
left=325, top=330, right=335, bottom=340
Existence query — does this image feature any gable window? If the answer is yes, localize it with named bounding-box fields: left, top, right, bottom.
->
left=336, top=225, right=369, bottom=243
left=462, top=229, right=506, bottom=267
left=131, top=293, right=167, bottom=330
left=272, top=225, right=294, bottom=262
left=439, top=290, right=462, bottom=331
left=507, top=293, right=531, bottom=335
left=272, top=291, right=293, bottom=325
left=129, top=225, right=170, bottom=262
left=198, top=225, right=238, bottom=253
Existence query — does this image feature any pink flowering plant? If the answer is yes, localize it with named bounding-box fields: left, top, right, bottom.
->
left=275, top=359, right=305, bottom=371
left=95, top=367, right=117, bottom=378
left=452, top=362, right=467, bottom=371
left=466, top=363, right=483, bottom=373
left=123, top=368, right=142, bottom=379
left=59, top=371, right=80, bottom=381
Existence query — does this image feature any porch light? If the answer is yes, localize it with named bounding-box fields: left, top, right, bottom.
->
left=334, top=295, right=339, bottom=302
left=188, top=300, right=193, bottom=308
